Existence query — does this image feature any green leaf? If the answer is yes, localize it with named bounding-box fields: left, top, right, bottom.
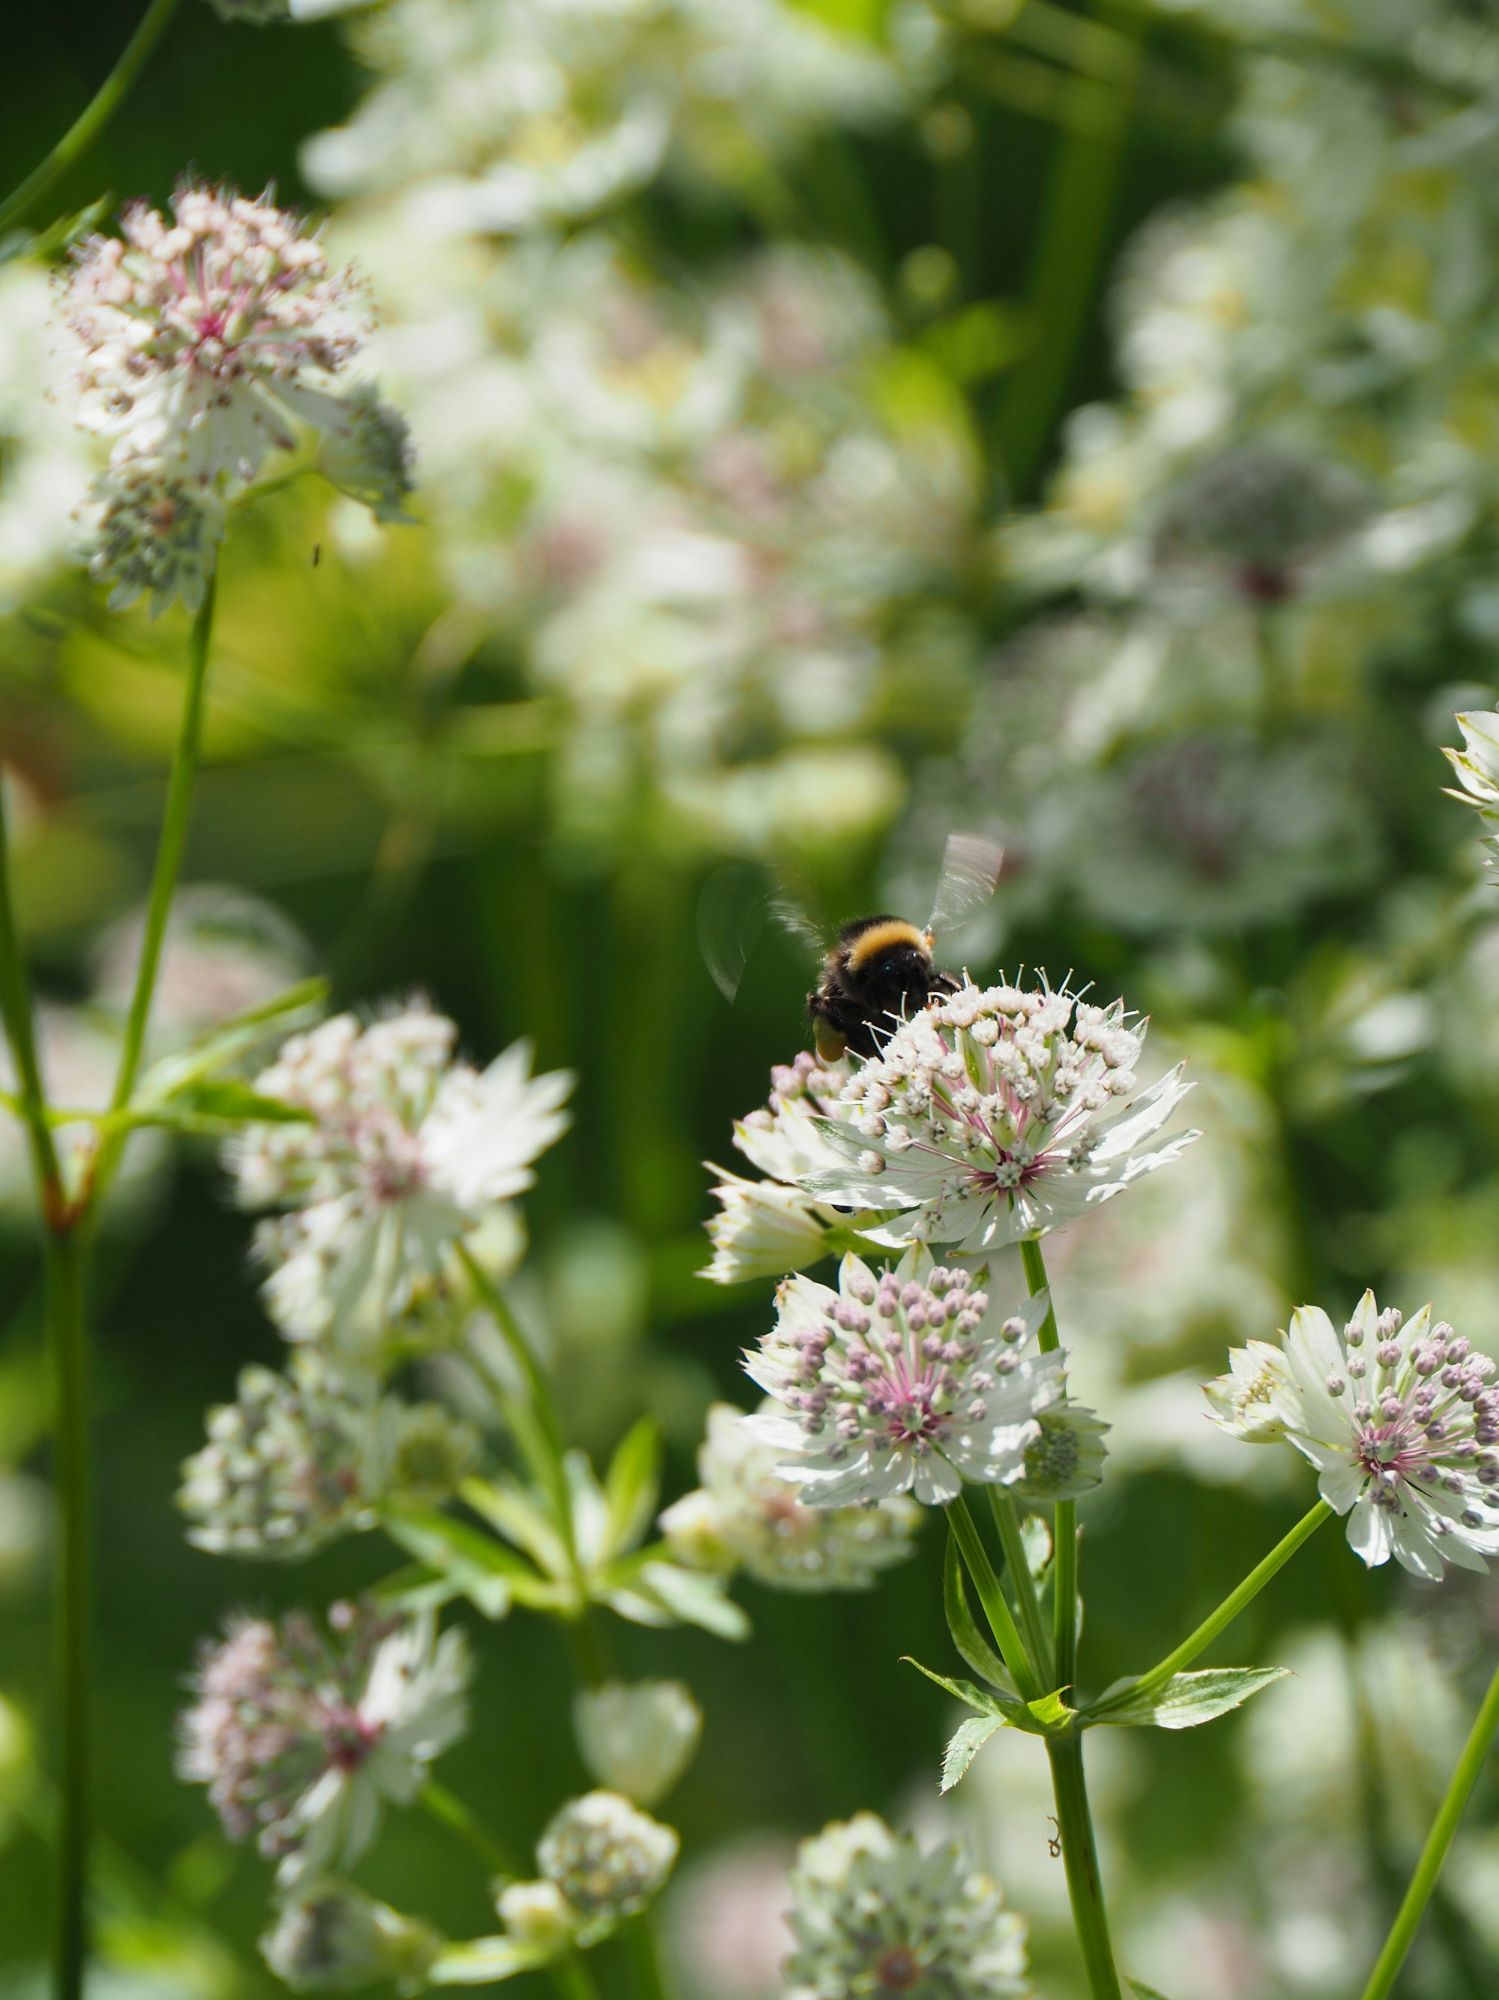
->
left=905, top=1657, right=1074, bottom=1737
left=943, top=1538, right=1015, bottom=1693
left=606, top=1558, right=750, bottom=1641
left=381, top=1504, right=546, bottom=1619
left=941, top=1715, right=1004, bottom=1792
left=430, top=1938, right=552, bottom=1985
left=602, top=1416, right=662, bottom=1559
left=461, top=1475, right=568, bottom=1579
left=1086, top=1667, right=1289, bottom=1731
left=128, top=1079, right=314, bottom=1134
left=136, top=977, right=328, bottom=1105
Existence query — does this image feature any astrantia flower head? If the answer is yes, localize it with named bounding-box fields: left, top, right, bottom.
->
left=793, top=978, right=1197, bottom=1253
left=229, top=1005, right=571, bottom=1351
left=1214, top=1293, right=1499, bottom=1579
left=574, top=1681, right=702, bottom=1806
left=317, top=382, right=417, bottom=523
left=1445, top=709, right=1499, bottom=868
left=702, top=1169, right=842, bottom=1284
left=261, top=1884, right=441, bottom=1993
left=659, top=1401, right=920, bottom=1590
left=785, top=1812, right=1029, bottom=2000
left=1153, top=440, right=1372, bottom=604
left=179, top=1602, right=470, bottom=1884
left=744, top=1250, right=1064, bottom=1506
left=1205, top=1338, right=1294, bottom=1443
left=1014, top=1399, right=1108, bottom=1502
left=537, top=1792, right=679, bottom=1940
left=63, top=183, right=369, bottom=488
left=81, top=463, right=224, bottom=614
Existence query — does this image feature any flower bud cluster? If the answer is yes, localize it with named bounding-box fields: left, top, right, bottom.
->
left=535, top=1791, right=680, bottom=1941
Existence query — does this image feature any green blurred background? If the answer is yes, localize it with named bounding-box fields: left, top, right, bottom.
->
left=3, top=1, right=1499, bottom=1996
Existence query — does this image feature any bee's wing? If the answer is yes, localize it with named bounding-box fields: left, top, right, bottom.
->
left=698, top=863, right=771, bottom=1002
left=926, top=832, right=1005, bottom=940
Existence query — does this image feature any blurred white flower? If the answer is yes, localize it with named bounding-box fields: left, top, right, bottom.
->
left=229, top=1005, right=571, bottom=1351
left=497, top=1879, right=575, bottom=1951
left=743, top=1251, right=1062, bottom=1507
left=785, top=1812, right=1029, bottom=2000
left=660, top=1402, right=920, bottom=1590
left=537, top=1791, right=679, bottom=1938
left=789, top=978, right=1196, bottom=1252
left=667, top=1839, right=795, bottom=2000
left=79, top=462, right=225, bottom=615
left=1214, top=1293, right=1499, bottom=1577
left=179, top=1603, right=471, bottom=1885
left=0, top=258, right=96, bottom=607
left=574, top=1681, right=702, bottom=1806
left=316, top=381, right=417, bottom=522
left=1446, top=708, right=1499, bottom=868
left=261, top=1884, right=441, bottom=1992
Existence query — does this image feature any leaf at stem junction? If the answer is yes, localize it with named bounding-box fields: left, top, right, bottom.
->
left=1085, top=1667, right=1290, bottom=1730
left=941, top=1715, right=1005, bottom=1791
left=903, top=1656, right=1073, bottom=1736
left=602, top=1415, right=662, bottom=1558
left=942, top=1537, right=1016, bottom=1693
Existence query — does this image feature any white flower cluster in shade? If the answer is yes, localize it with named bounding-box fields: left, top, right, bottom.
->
left=1208, top=1291, right=1499, bottom=1579
left=229, top=1004, right=571, bottom=1354
left=659, top=1402, right=921, bottom=1588
left=1446, top=709, right=1499, bottom=871
left=177, top=1352, right=477, bottom=1559
left=178, top=1603, right=470, bottom=1885
left=784, top=1812, right=1030, bottom=2000
left=535, top=1791, right=680, bottom=1941
left=734, top=979, right=1197, bottom=1255
left=261, top=1884, right=441, bottom=1995
left=60, top=183, right=413, bottom=612
left=573, top=1680, right=702, bottom=1807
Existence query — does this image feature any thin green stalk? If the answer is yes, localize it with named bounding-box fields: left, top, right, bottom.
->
left=622, top=1913, right=672, bottom=2000
left=1358, top=1663, right=1499, bottom=2000
left=1095, top=1500, right=1332, bottom=1715
left=991, top=0, right=1144, bottom=494
left=551, top=1949, right=604, bottom=2000
left=1046, top=1736, right=1123, bottom=2000
left=0, top=781, right=64, bottom=1218
left=0, top=0, right=183, bottom=239
left=988, top=1488, right=1053, bottom=1681
left=420, top=1781, right=521, bottom=1881
left=108, top=572, right=218, bottom=1118
left=48, top=1226, right=90, bottom=2000
left=1018, top=1239, right=1077, bottom=1689
left=948, top=1496, right=1044, bottom=1704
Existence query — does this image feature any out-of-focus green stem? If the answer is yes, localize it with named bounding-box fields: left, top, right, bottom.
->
left=552, top=1950, right=604, bottom=2000
left=0, top=780, right=63, bottom=1219
left=48, top=1228, right=90, bottom=2000
left=949, top=1496, right=1044, bottom=1703
left=420, top=1781, right=521, bottom=1881
left=1094, top=1500, right=1332, bottom=1716
left=623, top=1913, right=672, bottom=2000
left=1019, top=1238, right=1076, bottom=1687
left=1359, top=1663, right=1499, bottom=2000
left=991, top=0, right=1144, bottom=494
left=0, top=0, right=183, bottom=239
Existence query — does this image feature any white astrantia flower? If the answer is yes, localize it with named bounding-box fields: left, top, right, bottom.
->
left=261, top=1884, right=441, bottom=1993
left=179, top=1602, right=470, bottom=1885
left=744, top=1250, right=1064, bottom=1507
left=1445, top=709, right=1499, bottom=867
left=732, top=1050, right=857, bottom=1186
left=660, top=1402, right=920, bottom=1591
left=789, top=978, right=1198, bottom=1252
left=1204, top=1339, right=1295, bottom=1443
left=702, top=1170, right=843, bottom=1285
left=537, top=1792, right=679, bottom=1940
left=1013, top=1400, right=1109, bottom=1502
left=497, top=1880, right=575, bottom=1951
left=785, top=1812, right=1029, bottom=2000
left=80, top=462, right=226, bottom=615
left=63, top=183, right=371, bottom=490
left=574, top=1681, right=702, bottom=1807
left=229, top=1005, right=571, bottom=1351
left=1212, top=1294, right=1499, bottom=1579
left=317, top=381, right=417, bottom=522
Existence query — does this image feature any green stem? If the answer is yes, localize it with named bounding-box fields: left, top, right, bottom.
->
left=551, top=1949, right=604, bottom=2000
left=1358, top=1663, right=1499, bottom=2000
left=419, top=1780, right=521, bottom=1882
left=990, top=0, right=1144, bottom=494
left=0, top=780, right=64, bottom=1219
left=622, top=1913, right=672, bottom=2000
left=948, top=1496, right=1044, bottom=1704
left=48, top=1225, right=90, bottom=2000
left=1046, top=1735, right=1123, bottom=2000
left=1095, top=1500, right=1332, bottom=1714
left=1018, top=1239, right=1077, bottom=1690
left=0, top=0, right=183, bottom=239
left=988, top=1489, right=1053, bottom=1681
left=107, top=573, right=218, bottom=1119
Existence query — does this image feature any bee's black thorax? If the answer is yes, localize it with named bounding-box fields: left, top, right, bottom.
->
left=807, top=915, right=958, bottom=1061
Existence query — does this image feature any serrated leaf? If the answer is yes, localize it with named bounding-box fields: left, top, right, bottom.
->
left=1086, top=1667, right=1289, bottom=1731
left=602, top=1416, right=661, bottom=1559
left=943, top=1537, right=1015, bottom=1693
left=941, top=1715, right=1004, bottom=1792
left=906, top=1657, right=1074, bottom=1737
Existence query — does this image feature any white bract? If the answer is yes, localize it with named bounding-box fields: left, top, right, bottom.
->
left=574, top=1681, right=702, bottom=1806
left=1210, top=1293, right=1499, bottom=1579
left=744, top=1251, right=1063, bottom=1506
left=786, top=979, right=1197, bottom=1252
left=179, top=1604, right=470, bottom=1884
left=660, top=1402, right=921, bottom=1590
left=1446, top=709, right=1499, bottom=868
left=230, top=1006, right=571, bottom=1351
left=785, top=1812, right=1029, bottom=2000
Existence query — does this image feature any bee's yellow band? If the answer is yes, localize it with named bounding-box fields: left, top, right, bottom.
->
left=845, top=919, right=928, bottom=972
